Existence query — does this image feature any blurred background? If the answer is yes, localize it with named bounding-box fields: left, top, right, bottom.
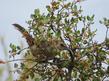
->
left=0, top=0, right=109, bottom=81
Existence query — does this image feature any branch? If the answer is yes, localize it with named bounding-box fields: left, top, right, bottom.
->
left=6, top=58, right=36, bottom=63
left=105, top=28, right=109, bottom=40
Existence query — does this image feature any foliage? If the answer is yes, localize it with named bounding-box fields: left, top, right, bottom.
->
left=9, top=0, right=109, bottom=81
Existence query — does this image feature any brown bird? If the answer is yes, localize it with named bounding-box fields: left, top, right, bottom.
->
left=13, top=24, right=57, bottom=61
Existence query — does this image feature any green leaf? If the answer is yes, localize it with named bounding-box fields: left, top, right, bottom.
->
left=16, top=69, right=21, bottom=74
left=10, top=43, right=17, bottom=52
left=35, top=78, right=40, bottom=81
left=53, top=76, right=61, bottom=81
left=78, top=16, right=82, bottom=21
left=53, top=76, right=59, bottom=81
left=56, top=30, right=61, bottom=37
left=17, top=46, right=21, bottom=50
left=20, top=63, right=25, bottom=69
left=14, top=63, right=18, bottom=68
left=75, top=37, right=81, bottom=43
left=99, top=20, right=103, bottom=24
left=91, top=14, right=95, bottom=19
left=65, top=27, right=71, bottom=33
left=65, top=18, right=68, bottom=23
left=93, top=77, right=100, bottom=81
left=34, top=9, right=40, bottom=16
left=82, top=28, right=85, bottom=33
left=30, top=72, right=34, bottom=79
left=103, top=17, right=107, bottom=21
left=87, top=16, right=91, bottom=21
left=76, top=30, right=80, bottom=34
left=74, top=5, right=77, bottom=10
left=72, top=71, right=77, bottom=78
left=75, top=78, right=81, bottom=81
left=74, top=18, right=78, bottom=23
left=46, top=5, right=51, bottom=12
left=10, top=43, right=16, bottom=49
left=56, top=14, right=61, bottom=22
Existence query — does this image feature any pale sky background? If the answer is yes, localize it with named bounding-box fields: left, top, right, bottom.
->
left=0, top=0, right=109, bottom=80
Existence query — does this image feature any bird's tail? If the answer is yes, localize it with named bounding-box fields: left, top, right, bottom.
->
left=13, top=23, right=34, bottom=46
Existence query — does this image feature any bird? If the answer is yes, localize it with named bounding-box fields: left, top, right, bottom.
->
left=12, top=23, right=58, bottom=61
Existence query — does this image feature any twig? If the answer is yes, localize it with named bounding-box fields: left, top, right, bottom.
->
left=6, top=58, right=36, bottom=63
left=105, top=28, right=109, bottom=40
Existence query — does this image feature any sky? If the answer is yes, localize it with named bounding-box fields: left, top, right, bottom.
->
left=0, top=0, right=109, bottom=80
